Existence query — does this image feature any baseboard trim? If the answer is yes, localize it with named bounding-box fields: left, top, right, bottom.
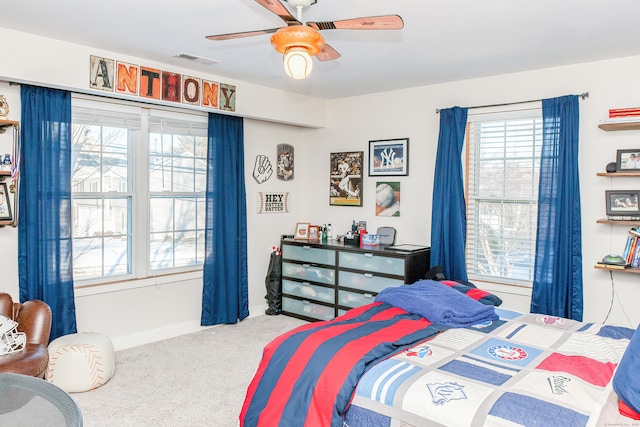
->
left=111, top=303, right=269, bottom=351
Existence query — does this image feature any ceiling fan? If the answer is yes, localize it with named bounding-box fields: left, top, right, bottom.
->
left=206, top=0, right=404, bottom=79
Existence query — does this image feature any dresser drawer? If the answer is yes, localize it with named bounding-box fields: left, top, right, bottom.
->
left=283, top=297, right=335, bottom=321
left=338, top=289, right=376, bottom=309
left=338, top=271, right=404, bottom=293
left=339, top=251, right=405, bottom=275
left=282, top=262, right=335, bottom=285
left=282, top=279, right=334, bottom=303
left=282, top=244, right=335, bottom=265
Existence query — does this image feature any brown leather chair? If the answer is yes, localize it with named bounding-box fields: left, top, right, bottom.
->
left=0, top=293, right=52, bottom=378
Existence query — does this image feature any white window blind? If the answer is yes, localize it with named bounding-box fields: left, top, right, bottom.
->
left=466, top=111, right=542, bottom=285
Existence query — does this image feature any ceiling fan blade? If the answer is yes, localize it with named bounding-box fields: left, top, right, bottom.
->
left=206, top=28, right=279, bottom=41
left=255, top=0, right=301, bottom=25
left=315, top=44, right=341, bottom=62
left=307, top=15, right=404, bottom=31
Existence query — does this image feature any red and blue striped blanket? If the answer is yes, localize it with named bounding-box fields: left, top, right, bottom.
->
left=239, top=302, right=448, bottom=427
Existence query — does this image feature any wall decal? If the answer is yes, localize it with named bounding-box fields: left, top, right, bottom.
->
left=116, top=61, right=139, bottom=95
left=219, top=83, right=237, bottom=111
left=253, top=155, right=273, bottom=184
left=277, top=143, right=294, bottom=181
left=89, top=55, right=115, bottom=92
left=89, top=55, right=235, bottom=111
left=140, top=66, right=161, bottom=100
left=257, top=192, right=290, bottom=214
left=181, top=75, right=201, bottom=106
left=162, top=71, right=181, bottom=102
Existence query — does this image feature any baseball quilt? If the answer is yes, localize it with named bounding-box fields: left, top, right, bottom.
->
left=345, top=308, right=635, bottom=427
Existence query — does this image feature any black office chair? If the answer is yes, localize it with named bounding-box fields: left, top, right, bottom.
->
left=0, top=372, right=82, bottom=426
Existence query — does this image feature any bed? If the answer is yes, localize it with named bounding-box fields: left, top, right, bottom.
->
left=239, top=279, right=639, bottom=427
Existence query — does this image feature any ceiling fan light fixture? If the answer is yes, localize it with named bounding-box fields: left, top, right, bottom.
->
left=283, top=47, right=313, bottom=79
left=271, top=25, right=325, bottom=79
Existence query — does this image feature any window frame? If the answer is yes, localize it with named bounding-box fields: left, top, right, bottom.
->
left=71, top=95, right=208, bottom=287
left=464, top=106, right=542, bottom=288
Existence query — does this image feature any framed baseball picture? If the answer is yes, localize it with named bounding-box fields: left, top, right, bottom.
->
left=369, top=138, right=409, bottom=176
left=605, top=190, right=640, bottom=217
left=329, top=151, right=363, bottom=207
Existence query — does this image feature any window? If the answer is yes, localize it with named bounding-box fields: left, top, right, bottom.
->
left=71, top=97, right=207, bottom=283
left=148, top=115, right=207, bottom=270
left=465, top=110, right=542, bottom=285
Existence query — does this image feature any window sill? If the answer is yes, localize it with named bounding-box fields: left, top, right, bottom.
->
left=74, top=269, right=203, bottom=297
left=468, top=278, right=533, bottom=297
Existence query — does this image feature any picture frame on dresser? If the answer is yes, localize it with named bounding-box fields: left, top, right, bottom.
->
left=616, top=149, right=640, bottom=171
left=307, top=225, right=320, bottom=241
left=294, top=222, right=310, bottom=240
left=605, top=190, right=640, bottom=217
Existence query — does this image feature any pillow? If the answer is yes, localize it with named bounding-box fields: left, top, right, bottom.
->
left=439, top=280, right=503, bottom=307
left=613, top=325, right=640, bottom=420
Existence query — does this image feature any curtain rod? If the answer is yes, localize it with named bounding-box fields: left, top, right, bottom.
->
left=435, top=92, right=589, bottom=113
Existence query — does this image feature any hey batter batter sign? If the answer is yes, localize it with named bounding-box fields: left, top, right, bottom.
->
left=257, top=192, right=290, bottom=214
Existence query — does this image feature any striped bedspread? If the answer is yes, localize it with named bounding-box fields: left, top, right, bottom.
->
left=239, top=302, right=448, bottom=427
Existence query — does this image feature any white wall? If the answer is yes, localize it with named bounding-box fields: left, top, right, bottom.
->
left=2, top=26, right=639, bottom=350
left=0, top=29, right=319, bottom=350
left=301, top=55, right=640, bottom=328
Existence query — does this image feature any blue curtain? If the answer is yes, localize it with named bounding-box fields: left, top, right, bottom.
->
left=201, top=113, right=249, bottom=325
left=430, top=107, right=469, bottom=281
left=530, top=95, right=583, bottom=321
left=19, top=85, right=77, bottom=341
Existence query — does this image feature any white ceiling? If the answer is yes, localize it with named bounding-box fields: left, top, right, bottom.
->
left=2, top=0, right=640, bottom=100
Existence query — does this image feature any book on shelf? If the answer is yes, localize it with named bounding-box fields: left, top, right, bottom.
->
left=629, top=227, right=640, bottom=238
left=627, top=236, right=638, bottom=265
left=609, top=107, right=640, bottom=118
left=632, top=245, right=640, bottom=269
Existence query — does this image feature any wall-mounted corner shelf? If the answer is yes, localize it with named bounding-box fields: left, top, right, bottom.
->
left=596, top=218, right=640, bottom=226
left=0, top=119, right=19, bottom=129
left=598, top=121, right=640, bottom=131
left=594, top=263, right=640, bottom=273
left=0, top=119, right=19, bottom=228
left=596, top=172, right=640, bottom=177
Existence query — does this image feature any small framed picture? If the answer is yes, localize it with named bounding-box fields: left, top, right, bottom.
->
left=0, top=182, right=12, bottom=222
left=616, top=149, right=640, bottom=171
left=294, top=222, right=310, bottom=240
left=369, top=138, right=409, bottom=176
left=605, top=190, right=640, bottom=216
left=308, top=225, right=320, bottom=241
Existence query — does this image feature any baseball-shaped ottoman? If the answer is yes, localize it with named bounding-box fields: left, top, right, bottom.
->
left=46, top=332, right=115, bottom=393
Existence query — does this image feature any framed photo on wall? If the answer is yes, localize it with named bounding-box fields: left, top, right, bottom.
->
left=376, top=181, right=400, bottom=217
left=0, top=182, right=12, bottom=222
left=369, top=138, right=409, bottom=176
left=616, top=149, right=640, bottom=171
left=605, top=190, right=640, bottom=217
left=329, top=151, right=363, bottom=206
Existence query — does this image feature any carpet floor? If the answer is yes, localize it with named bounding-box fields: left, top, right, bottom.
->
left=72, top=314, right=307, bottom=427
